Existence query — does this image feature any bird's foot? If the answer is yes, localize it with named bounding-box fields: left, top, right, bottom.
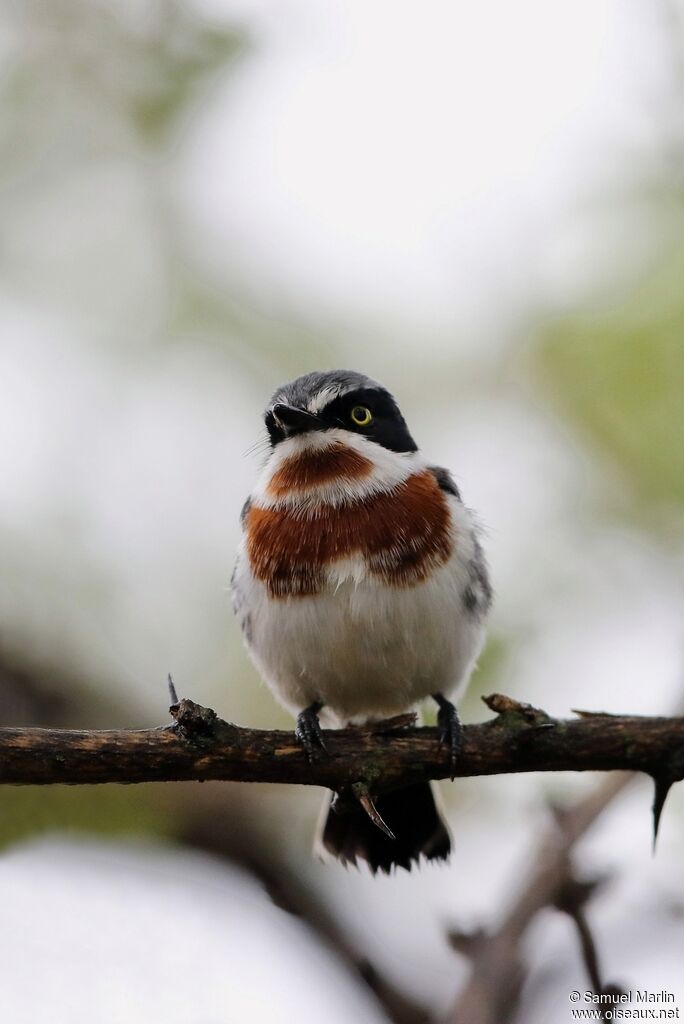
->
left=295, top=701, right=328, bottom=760
left=433, top=694, right=462, bottom=782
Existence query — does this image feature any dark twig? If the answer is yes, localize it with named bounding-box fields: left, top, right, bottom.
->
left=445, top=773, right=634, bottom=1024
left=0, top=697, right=683, bottom=803
left=554, top=869, right=626, bottom=1018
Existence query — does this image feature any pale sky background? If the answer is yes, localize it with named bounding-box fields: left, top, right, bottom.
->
left=182, top=0, right=680, bottom=341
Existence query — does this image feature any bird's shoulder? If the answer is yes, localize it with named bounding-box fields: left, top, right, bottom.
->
left=426, top=464, right=461, bottom=501
left=239, top=495, right=252, bottom=526
left=426, top=465, right=493, bottom=614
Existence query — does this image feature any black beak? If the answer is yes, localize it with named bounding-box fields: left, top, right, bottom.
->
left=271, top=403, right=324, bottom=435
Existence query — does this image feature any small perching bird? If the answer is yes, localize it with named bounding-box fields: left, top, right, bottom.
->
left=231, top=370, right=492, bottom=872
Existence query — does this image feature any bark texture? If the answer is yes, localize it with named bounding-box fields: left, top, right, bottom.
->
left=1, top=694, right=683, bottom=793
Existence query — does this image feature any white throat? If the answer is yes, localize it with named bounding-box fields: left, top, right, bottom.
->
left=251, top=430, right=426, bottom=511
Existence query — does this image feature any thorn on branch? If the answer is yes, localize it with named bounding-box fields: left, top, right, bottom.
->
left=651, top=774, right=675, bottom=851
left=352, top=782, right=396, bottom=840
left=167, top=673, right=179, bottom=708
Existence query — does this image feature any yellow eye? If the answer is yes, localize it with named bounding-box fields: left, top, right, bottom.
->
left=350, top=405, right=372, bottom=426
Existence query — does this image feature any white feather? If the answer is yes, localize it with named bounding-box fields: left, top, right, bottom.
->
left=232, top=478, right=487, bottom=725
left=251, top=430, right=426, bottom=511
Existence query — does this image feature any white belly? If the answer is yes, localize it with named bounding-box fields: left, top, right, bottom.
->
left=233, top=545, right=486, bottom=725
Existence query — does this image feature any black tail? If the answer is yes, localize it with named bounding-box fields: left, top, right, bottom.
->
left=316, top=782, right=451, bottom=874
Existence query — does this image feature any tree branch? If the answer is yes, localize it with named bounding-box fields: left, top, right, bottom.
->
left=1, top=694, right=683, bottom=796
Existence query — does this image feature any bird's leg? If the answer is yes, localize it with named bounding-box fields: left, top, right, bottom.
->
left=432, top=693, right=462, bottom=781
left=295, top=700, right=328, bottom=759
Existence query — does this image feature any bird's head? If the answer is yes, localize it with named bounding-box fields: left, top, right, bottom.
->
left=264, top=370, right=417, bottom=455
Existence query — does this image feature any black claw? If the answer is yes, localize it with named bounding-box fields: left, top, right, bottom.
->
left=295, top=701, right=328, bottom=760
left=433, top=694, right=462, bottom=781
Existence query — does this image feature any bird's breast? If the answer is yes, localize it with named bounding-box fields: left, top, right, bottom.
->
left=244, top=461, right=454, bottom=598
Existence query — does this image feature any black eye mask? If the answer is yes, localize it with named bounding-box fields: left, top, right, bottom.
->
left=318, top=388, right=418, bottom=453
left=263, top=370, right=417, bottom=453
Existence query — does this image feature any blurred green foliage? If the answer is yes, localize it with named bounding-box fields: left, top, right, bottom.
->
left=1, top=0, right=243, bottom=153
left=129, top=15, right=243, bottom=144
left=0, top=785, right=178, bottom=852
left=535, top=235, right=684, bottom=521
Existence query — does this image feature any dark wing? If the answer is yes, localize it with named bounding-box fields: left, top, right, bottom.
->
left=231, top=495, right=254, bottom=643
left=429, top=466, right=493, bottom=616
left=427, top=465, right=461, bottom=501
left=239, top=495, right=252, bottom=525
left=464, top=534, right=493, bottom=614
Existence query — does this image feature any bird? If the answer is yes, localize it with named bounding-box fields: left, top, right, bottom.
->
left=231, top=370, right=492, bottom=873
